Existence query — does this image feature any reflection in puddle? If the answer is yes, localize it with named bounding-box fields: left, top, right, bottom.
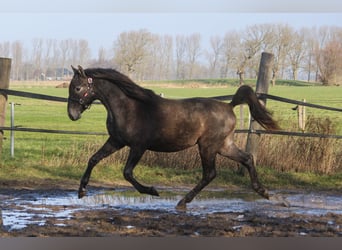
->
left=1, top=188, right=342, bottom=231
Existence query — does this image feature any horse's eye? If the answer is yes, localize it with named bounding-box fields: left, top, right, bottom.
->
left=75, top=86, right=82, bottom=92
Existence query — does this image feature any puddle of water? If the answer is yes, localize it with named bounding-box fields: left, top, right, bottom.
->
left=1, top=189, right=342, bottom=231
left=1, top=210, right=46, bottom=230
left=1, top=202, right=78, bottom=231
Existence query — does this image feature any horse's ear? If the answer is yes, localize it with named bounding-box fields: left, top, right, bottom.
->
left=78, top=65, right=87, bottom=78
left=71, top=65, right=87, bottom=78
left=71, top=65, right=78, bottom=75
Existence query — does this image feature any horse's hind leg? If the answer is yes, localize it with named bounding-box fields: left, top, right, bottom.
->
left=123, top=148, right=159, bottom=196
left=219, top=141, right=269, bottom=200
left=78, top=137, right=123, bottom=198
left=176, top=146, right=217, bottom=209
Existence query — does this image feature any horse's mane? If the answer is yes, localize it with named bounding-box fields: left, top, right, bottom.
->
left=84, top=68, right=159, bottom=104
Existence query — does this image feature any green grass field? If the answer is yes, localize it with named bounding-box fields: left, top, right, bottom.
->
left=0, top=80, right=341, bottom=191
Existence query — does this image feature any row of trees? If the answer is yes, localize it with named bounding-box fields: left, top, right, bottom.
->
left=0, top=39, right=91, bottom=81
left=1, top=24, right=341, bottom=85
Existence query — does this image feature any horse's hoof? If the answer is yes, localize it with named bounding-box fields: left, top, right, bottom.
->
left=261, top=189, right=270, bottom=200
left=149, top=186, right=159, bottom=196
left=270, top=194, right=290, bottom=207
left=255, top=187, right=269, bottom=200
left=175, top=200, right=187, bottom=211
left=78, top=188, right=86, bottom=199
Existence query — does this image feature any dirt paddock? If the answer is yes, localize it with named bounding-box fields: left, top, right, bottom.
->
left=0, top=180, right=341, bottom=237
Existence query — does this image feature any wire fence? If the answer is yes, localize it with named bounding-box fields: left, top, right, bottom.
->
left=0, top=88, right=341, bottom=139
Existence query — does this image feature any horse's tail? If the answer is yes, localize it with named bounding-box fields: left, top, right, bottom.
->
left=230, top=85, right=280, bottom=130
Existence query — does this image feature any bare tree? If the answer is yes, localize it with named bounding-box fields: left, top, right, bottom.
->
left=160, top=35, right=173, bottom=80
left=269, top=24, right=293, bottom=85
left=206, top=35, right=222, bottom=78
left=41, top=39, right=55, bottom=79
left=220, top=31, right=239, bottom=78
left=59, top=39, right=71, bottom=78
left=287, top=29, right=306, bottom=80
left=97, top=47, right=106, bottom=65
left=70, top=40, right=78, bottom=65
left=138, top=33, right=159, bottom=80
left=175, top=35, right=187, bottom=79
left=91, top=46, right=112, bottom=68
left=78, top=39, right=91, bottom=66
left=185, top=33, right=201, bottom=79
left=50, top=39, right=61, bottom=79
left=312, top=26, right=332, bottom=82
left=237, top=24, right=273, bottom=85
left=31, top=38, right=43, bottom=80
left=113, top=29, right=152, bottom=78
left=313, top=26, right=342, bottom=85
left=316, top=39, right=342, bottom=85
left=300, top=27, right=317, bottom=82
left=0, top=41, right=10, bottom=58
left=11, top=41, right=23, bottom=80
left=152, top=34, right=173, bottom=80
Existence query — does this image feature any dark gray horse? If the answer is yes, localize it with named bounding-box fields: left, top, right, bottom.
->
left=67, top=65, right=279, bottom=209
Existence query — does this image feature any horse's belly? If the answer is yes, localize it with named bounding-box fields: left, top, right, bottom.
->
left=148, top=134, right=198, bottom=152
left=149, top=142, right=195, bottom=152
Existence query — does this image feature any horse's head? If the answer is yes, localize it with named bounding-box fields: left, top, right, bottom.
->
left=67, top=65, right=96, bottom=121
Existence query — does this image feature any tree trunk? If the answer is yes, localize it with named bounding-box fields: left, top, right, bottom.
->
left=237, top=69, right=245, bottom=86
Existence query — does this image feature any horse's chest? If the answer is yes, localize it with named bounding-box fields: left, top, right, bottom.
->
left=106, top=113, right=142, bottom=143
left=106, top=114, right=124, bottom=137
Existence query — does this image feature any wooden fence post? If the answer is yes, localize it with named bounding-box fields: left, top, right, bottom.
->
left=298, top=99, right=306, bottom=132
left=0, top=57, right=12, bottom=155
left=238, top=52, right=274, bottom=175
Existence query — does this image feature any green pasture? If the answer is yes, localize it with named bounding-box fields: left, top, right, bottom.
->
left=0, top=81, right=341, bottom=190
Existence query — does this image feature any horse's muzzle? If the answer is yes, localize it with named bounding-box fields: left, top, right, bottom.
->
left=67, top=102, right=83, bottom=121
left=68, top=110, right=81, bottom=121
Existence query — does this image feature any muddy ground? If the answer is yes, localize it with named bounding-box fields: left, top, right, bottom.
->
left=0, top=180, right=341, bottom=237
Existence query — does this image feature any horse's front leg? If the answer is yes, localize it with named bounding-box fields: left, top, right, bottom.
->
left=78, top=137, right=123, bottom=198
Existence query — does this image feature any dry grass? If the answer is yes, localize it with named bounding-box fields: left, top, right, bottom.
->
left=258, top=116, right=341, bottom=174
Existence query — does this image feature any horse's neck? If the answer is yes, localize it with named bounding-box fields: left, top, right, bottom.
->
left=94, top=81, right=134, bottom=115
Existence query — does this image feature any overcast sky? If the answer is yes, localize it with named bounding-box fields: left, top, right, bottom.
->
left=1, top=0, right=342, bottom=57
